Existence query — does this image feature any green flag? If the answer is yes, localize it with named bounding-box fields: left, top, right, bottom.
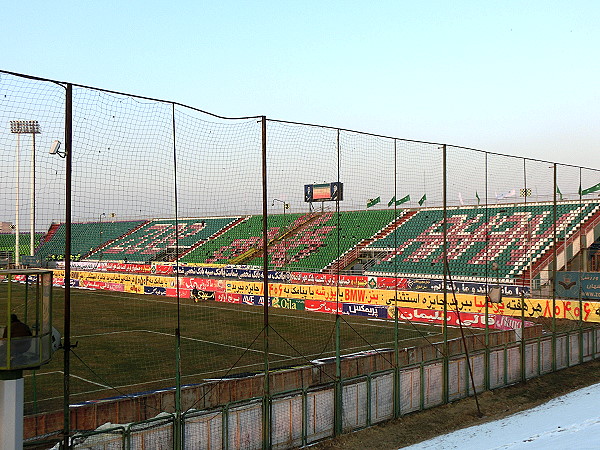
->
left=367, top=197, right=381, bottom=208
left=581, top=182, right=600, bottom=196
left=387, top=196, right=396, bottom=207
left=476, top=191, right=481, bottom=205
left=418, top=194, right=427, bottom=206
left=395, top=194, right=410, bottom=206
left=556, top=185, right=563, bottom=201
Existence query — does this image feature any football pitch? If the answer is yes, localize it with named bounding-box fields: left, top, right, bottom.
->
left=1, top=281, right=461, bottom=415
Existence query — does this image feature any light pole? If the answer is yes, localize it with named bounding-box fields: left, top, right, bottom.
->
left=272, top=199, right=289, bottom=266
left=99, top=212, right=106, bottom=247
left=10, top=120, right=40, bottom=265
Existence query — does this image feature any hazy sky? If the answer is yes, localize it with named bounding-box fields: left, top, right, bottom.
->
left=3, top=1, right=599, bottom=168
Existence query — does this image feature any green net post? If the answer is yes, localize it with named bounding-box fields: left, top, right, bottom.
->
left=261, top=116, right=271, bottom=450
left=442, top=144, right=449, bottom=404
left=173, top=103, right=182, bottom=450
left=552, top=163, right=557, bottom=371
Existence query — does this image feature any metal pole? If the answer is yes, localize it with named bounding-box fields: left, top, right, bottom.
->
left=552, top=163, right=557, bottom=371
left=484, top=152, right=489, bottom=390
left=260, top=116, right=271, bottom=449
left=31, top=131, right=36, bottom=257
left=283, top=202, right=288, bottom=266
left=15, top=133, right=20, bottom=266
left=63, top=83, right=73, bottom=450
left=393, top=138, right=400, bottom=418
left=442, top=144, right=448, bottom=403
left=521, top=158, right=527, bottom=382
left=172, top=103, right=182, bottom=450
left=578, top=167, right=584, bottom=364
left=334, top=128, right=342, bottom=436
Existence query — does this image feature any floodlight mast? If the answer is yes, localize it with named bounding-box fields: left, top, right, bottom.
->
left=10, top=120, right=41, bottom=265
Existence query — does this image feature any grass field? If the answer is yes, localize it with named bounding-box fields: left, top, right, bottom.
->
left=0, top=280, right=465, bottom=415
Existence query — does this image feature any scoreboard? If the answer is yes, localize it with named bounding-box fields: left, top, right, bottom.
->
left=304, top=182, right=343, bottom=202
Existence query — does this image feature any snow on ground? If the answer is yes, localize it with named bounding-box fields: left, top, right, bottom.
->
left=404, top=383, right=600, bottom=450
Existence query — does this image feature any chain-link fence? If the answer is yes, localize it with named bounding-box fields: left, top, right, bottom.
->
left=1, top=70, right=599, bottom=448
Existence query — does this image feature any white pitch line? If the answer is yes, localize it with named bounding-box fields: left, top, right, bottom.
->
left=23, top=370, right=63, bottom=378
left=70, top=373, right=112, bottom=389
left=23, top=369, right=110, bottom=388
left=73, top=328, right=293, bottom=358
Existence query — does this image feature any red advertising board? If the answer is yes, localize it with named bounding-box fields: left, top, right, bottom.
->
left=215, top=292, right=242, bottom=304
left=304, top=300, right=344, bottom=314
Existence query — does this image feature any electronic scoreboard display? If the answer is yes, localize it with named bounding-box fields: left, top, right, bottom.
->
left=304, top=182, right=343, bottom=202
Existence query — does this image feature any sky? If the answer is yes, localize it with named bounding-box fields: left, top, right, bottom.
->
left=405, top=382, right=600, bottom=449
left=2, top=1, right=600, bottom=168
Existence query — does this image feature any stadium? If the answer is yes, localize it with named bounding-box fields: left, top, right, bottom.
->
left=1, top=70, right=600, bottom=449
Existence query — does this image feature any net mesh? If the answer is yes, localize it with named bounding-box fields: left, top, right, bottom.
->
left=1, top=70, right=599, bottom=446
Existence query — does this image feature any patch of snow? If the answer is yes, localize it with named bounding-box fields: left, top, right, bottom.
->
left=404, top=383, right=600, bottom=450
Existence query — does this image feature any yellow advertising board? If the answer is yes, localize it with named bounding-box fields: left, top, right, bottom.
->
left=53, top=271, right=600, bottom=323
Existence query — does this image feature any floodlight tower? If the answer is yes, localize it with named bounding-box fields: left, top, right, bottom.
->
left=0, top=269, right=60, bottom=449
left=10, top=120, right=41, bottom=264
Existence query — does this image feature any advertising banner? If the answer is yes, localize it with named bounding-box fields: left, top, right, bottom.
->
left=215, top=292, right=242, bottom=304
left=106, top=282, right=125, bottom=292
left=180, top=277, right=224, bottom=291
left=342, top=303, right=389, bottom=318
left=304, top=300, right=344, bottom=314
left=191, top=290, right=215, bottom=301
left=79, top=280, right=106, bottom=290
left=375, top=277, right=409, bottom=290
left=241, top=295, right=266, bottom=306
left=271, top=297, right=305, bottom=311
left=52, top=270, right=600, bottom=323
left=105, top=262, right=152, bottom=273
left=144, top=286, right=166, bottom=296
left=52, top=277, right=79, bottom=287
left=388, top=307, right=535, bottom=330
left=290, top=272, right=368, bottom=287
left=151, top=264, right=175, bottom=275
left=226, top=280, right=264, bottom=296
left=555, top=271, right=600, bottom=300
left=124, top=283, right=144, bottom=294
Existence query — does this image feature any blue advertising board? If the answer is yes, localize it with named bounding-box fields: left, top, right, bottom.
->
left=555, top=271, right=600, bottom=299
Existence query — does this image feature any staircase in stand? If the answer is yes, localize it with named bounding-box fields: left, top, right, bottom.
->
left=228, top=212, right=323, bottom=265
left=324, top=211, right=416, bottom=274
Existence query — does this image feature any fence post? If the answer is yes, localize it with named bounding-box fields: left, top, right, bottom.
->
left=442, top=144, right=449, bottom=404
left=578, top=167, right=584, bottom=364
left=393, top=138, right=401, bottom=418
left=63, top=82, right=73, bottom=450
left=334, top=128, right=343, bottom=436
left=520, top=158, right=527, bottom=382
left=260, top=115, right=271, bottom=449
left=552, top=163, right=557, bottom=371
left=171, top=102, right=183, bottom=450
left=484, top=152, right=490, bottom=391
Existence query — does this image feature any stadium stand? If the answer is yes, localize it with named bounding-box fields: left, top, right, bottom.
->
left=365, top=201, right=600, bottom=281
left=180, top=213, right=305, bottom=265
left=13, top=200, right=599, bottom=281
left=0, top=233, right=43, bottom=264
left=36, top=220, right=146, bottom=263
left=94, top=217, right=240, bottom=263
left=211, top=209, right=398, bottom=271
